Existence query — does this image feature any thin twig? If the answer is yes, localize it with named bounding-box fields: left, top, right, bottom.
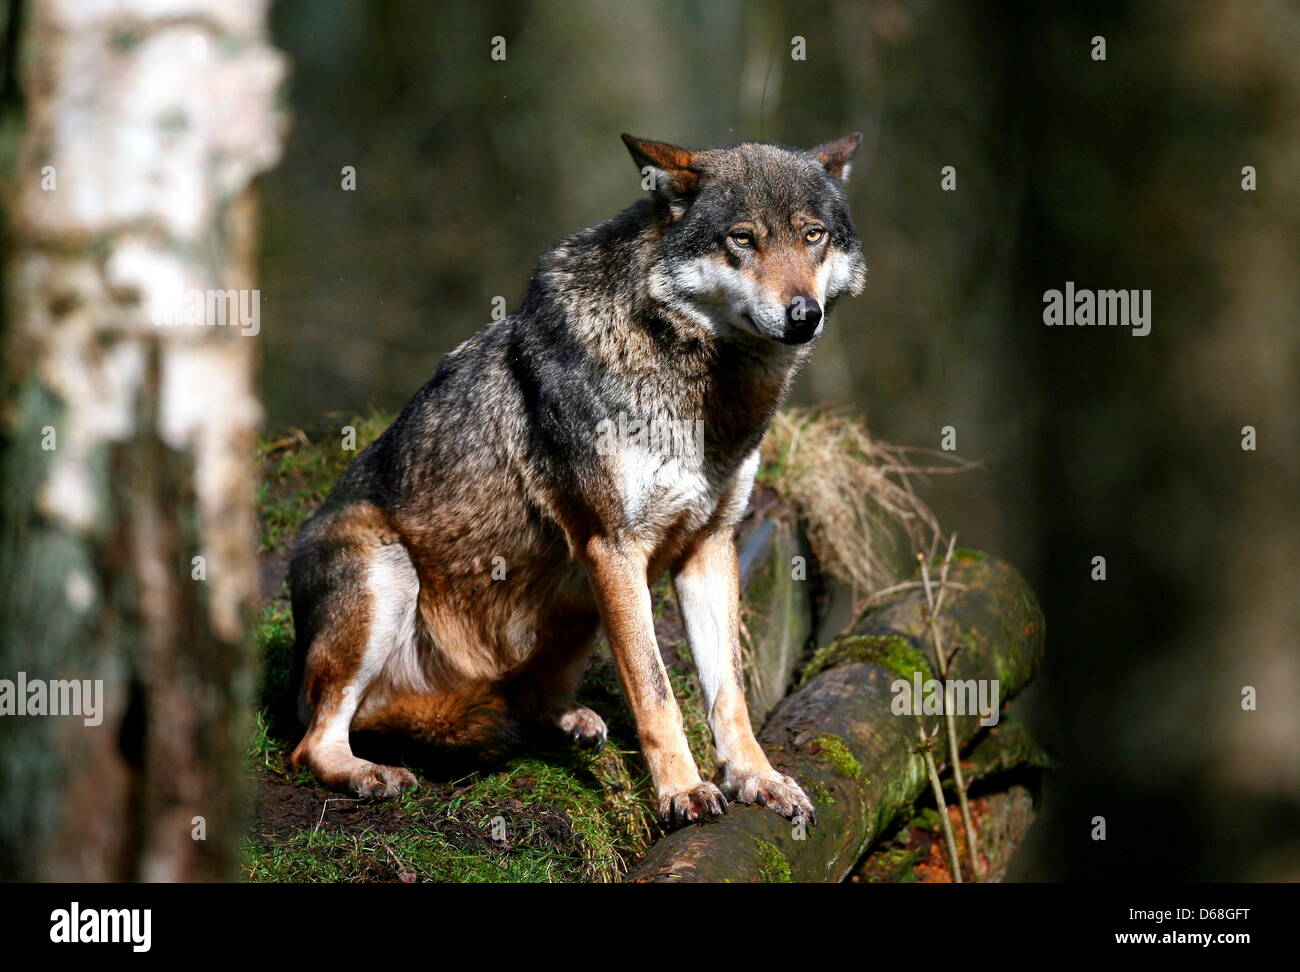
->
left=914, top=724, right=962, bottom=883
left=851, top=578, right=969, bottom=624
left=315, top=796, right=363, bottom=833
left=919, top=537, right=985, bottom=879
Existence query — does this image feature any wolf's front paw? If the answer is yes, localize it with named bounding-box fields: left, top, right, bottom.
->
left=555, top=705, right=608, bottom=750
left=347, top=763, right=417, bottom=799
left=723, top=769, right=817, bottom=824
left=658, top=782, right=729, bottom=827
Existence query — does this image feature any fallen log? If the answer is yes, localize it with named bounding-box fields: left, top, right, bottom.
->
left=851, top=784, right=1037, bottom=883
left=625, top=550, right=1045, bottom=883
left=850, top=720, right=1053, bottom=882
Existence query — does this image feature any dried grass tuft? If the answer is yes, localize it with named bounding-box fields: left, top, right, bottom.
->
left=759, top=408, right=978, bottom=605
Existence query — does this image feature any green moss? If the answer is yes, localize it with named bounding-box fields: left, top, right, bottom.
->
left=805, top=778, right=835, bottom=807
left=752, top=838, right=793, bottom=883
left=243, top=821, right=577, bottom=883
left=909, top=806, right=943, bottom=831
left=857, top=845, right=921, bottom=883
left=449, top=755, right=654, bottom=882
left=800, top=633, right=933, bottom=686
left=814, top=733, right=864, bottom=784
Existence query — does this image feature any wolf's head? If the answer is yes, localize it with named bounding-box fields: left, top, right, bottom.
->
left=624, top=133, right=867, bottom=346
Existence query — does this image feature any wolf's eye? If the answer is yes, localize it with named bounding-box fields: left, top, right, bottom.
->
left=804, top=227, right=826, bottom=244
left=728, top=231, right=754, bottom=248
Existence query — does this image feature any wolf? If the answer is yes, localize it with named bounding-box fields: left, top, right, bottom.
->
left=289, top=133, right=867, bottom=825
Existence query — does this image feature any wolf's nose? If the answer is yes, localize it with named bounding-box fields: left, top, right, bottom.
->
left=787, top=297, right=823, bottom=328
left=783, top=297, right=823, bottom=343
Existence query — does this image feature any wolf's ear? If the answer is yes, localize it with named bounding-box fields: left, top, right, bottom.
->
left=622, top=134, right=701, bottom=208
left=809, top=132, right=863, bottom=182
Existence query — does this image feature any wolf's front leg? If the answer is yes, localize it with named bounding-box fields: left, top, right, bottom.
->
left=673, top=529, right=816, bottom=823
left=583, top=536, right=728, bottom=826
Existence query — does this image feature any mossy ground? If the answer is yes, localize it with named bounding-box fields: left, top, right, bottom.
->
left=245, top=415, right=713, bottom=883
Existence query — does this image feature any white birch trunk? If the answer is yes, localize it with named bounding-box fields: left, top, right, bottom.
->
left=0, top=0, right=286, bottom=881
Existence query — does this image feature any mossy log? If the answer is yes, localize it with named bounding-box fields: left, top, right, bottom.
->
left=851, top=721, right=1052, bottom=882
left=625, top=551, right=1045, bottom=883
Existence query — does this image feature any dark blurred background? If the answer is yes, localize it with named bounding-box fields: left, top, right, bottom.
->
left=259, top=0, right=1299, bottom=881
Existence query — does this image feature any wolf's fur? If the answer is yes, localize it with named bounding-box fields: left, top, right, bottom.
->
left=289, top=133, right=867, bottom=824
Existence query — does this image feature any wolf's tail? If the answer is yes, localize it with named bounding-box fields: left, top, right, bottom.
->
left=351, top=684, right=523, bottom=758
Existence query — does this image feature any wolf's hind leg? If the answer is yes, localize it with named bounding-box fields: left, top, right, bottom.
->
left=509, top=609, right=607, bottom=749
left=554, top=704, right=608, bottom=749
left=291, top=534, right=420, bottom=798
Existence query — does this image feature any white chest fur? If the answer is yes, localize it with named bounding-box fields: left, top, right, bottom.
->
left=612, top=439, right=759, bottom=538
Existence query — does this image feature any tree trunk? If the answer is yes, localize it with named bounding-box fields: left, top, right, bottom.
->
left=625, top=551, right=1045, bottom=883
left=0, top=0, right=285, bottom=881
